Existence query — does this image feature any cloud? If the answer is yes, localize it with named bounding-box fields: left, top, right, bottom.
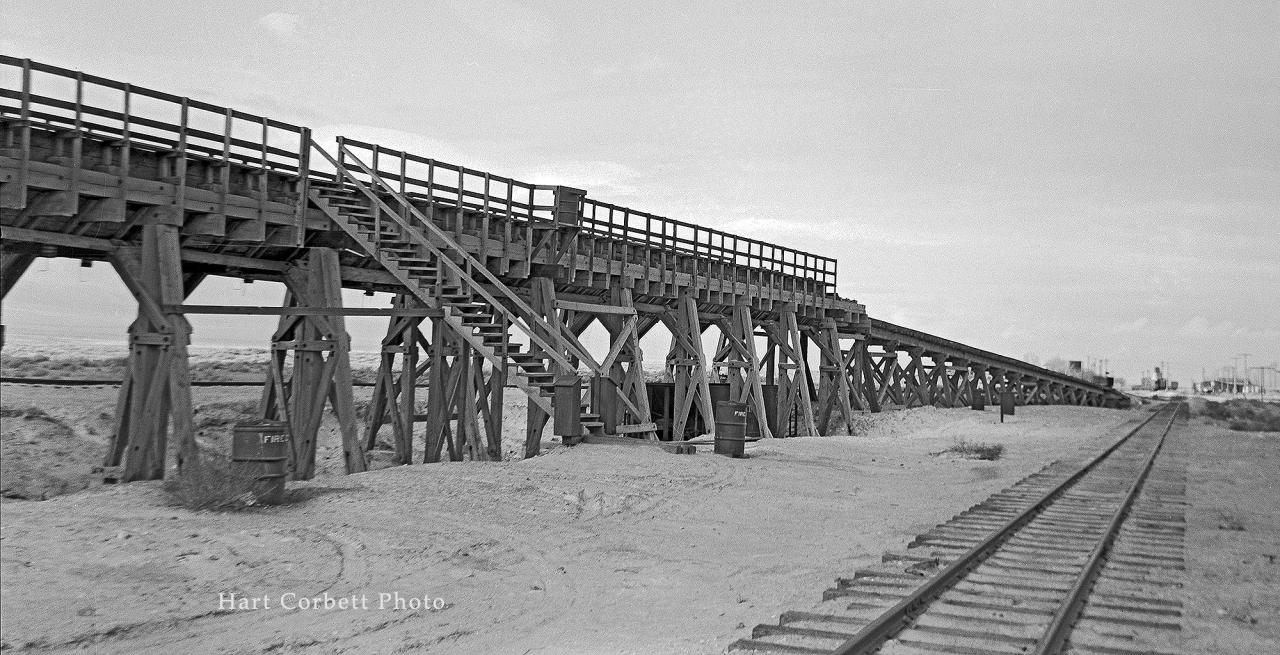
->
left=512, top=160, right=642, bottom=198
left=308, top=124, right=646, bottom=203
left=1175, top=316, right=1280, bottom=341
left=257, top=12, right=301, bottom=44
left=1112, top=317, right=1149, bottom=333
left=449, top=0, right=555, bottom=47
left=311, top=124, right=473, bottom=168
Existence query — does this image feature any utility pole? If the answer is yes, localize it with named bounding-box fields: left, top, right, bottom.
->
left=1249, top=366, right=1266, bottom=398
left=1238, top=353, right=1251, bottom=394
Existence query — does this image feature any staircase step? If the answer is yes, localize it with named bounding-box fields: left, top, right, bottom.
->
left=358, top=229, right=402, bottom=240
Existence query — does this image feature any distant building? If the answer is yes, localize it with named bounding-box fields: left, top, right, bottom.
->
left=1199, top=378, right=1261, bottom=394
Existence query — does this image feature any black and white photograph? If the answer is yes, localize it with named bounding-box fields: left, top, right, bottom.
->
left=1, top=2, right=1277, bottom=653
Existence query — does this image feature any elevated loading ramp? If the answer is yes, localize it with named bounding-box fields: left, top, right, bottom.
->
left=0, top=56, right=1121, bottom=482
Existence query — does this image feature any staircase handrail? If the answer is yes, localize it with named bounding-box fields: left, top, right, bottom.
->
left=308, top=138, right=593, bottom=374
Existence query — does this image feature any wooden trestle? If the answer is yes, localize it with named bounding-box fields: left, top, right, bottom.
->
left=0, top=57, right=1125, bottom=482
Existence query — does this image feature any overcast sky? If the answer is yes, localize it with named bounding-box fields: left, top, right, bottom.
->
left=3, top=1, right=1277, bottom=386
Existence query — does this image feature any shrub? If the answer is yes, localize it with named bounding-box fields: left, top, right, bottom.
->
left=1196, top=400, right=1280, bottom=432
left=163, top=451, right=265, bottom=511
left=1217, top=508, right=1246, bottom=531
left=941, top=440, right=1005, bottom=461
left=0, top=406, right=53, bottom=421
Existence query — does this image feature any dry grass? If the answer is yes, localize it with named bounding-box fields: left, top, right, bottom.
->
left=163, top=450, right=270, bottom=511
left=937, top=440, right=1005, bottom=461
left=0, top=350, right=384, bottom=384
left=0, top=354, right=127, bottom=379
left=1196, top=399, right=1280, bottom=432
left=0, top=406, right=55, bottom=421
left=1217, top=507, right=1247, bottom=531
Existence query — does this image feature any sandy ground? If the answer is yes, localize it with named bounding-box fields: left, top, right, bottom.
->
left=3, top=396, right=1144, bottom=655
left=3, top=377, right=1277, bottom=654
left=1181, top=415, right=1280, bottom=653
left=0, top=383, right=555, bottom=502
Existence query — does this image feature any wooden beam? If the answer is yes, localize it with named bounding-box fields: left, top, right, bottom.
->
left=554, top=299, right=637, bottom=315
left=261, top=248, right=367, bottom=479
left=1, top=251, right=35, bottom=300
left=103, top=224, right=195, bottom=482
left=172, top=305, right=442, bottom=317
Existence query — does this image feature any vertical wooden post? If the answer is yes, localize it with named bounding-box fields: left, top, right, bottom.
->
left=663, top=288, right=715, bottom=439
left=900, top=347, right=925, bottom=407
left=482, top=353, right=506, bottom=459
left=766, top=303, right=817, bottom=437
left=727, top=300, right=771, bottom=438
left=524, top=276, right=564, bottom=457
left=458, top=349, right=482, bottom=460
left=875, top=345, right=905, bottom=408
left=967, top=364, right=986, bottom=407
left=597, top=286, right=655, bottom=438
left=395, top=310, right=422, bottom=462
left=423, top=317, right=454, bottom=463
left=813, top=318, right=854, bottom=435
left=105, top=225, right=195, bottom=481
left=0, top=59, right=31, bottom=210
left=364, top=295, right=430, bottom=464
left=849, top=333, right=880, bottom=413
left=262, top=248, right=365, bottom=479
left=986, top=368, right=1002, bottom=406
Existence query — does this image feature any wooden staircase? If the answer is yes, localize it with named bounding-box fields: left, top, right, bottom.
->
left=306, top=142, right=593, bottom=422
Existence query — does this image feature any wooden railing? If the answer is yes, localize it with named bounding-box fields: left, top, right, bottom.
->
left=0, top=56, right=310, bottom=174
left=1, top=56, right=837, bottom=289
left=315, top=141, right=595, bottom=374
left=336, top=137, right=838, bottom=288
left=578, top=198, right=837, bottom=287
left=334, top=137, right=561, bottom=224
left=0, top=55, right=311, bottom=244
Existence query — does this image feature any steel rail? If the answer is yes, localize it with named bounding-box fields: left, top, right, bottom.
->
left=1033, top=402, right=1180, bottom=654
left=828, top=403, right=1179, bottom=655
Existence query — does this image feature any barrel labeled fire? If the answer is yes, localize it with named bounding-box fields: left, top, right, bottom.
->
left=713, top=400, right=748, bottom=458
left=231, top=420, right=289, bottom=504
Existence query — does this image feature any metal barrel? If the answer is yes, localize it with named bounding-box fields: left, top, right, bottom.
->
left=1000, top=390, right=1016, bottom=416
left=231, top=420, right=289, bottom=504
left=743, top=403, right=762, bottom=440
left=714, top=400, right=748, bottom=458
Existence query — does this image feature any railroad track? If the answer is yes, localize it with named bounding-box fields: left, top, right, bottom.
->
left=732, top=402, right=1187, bottom=655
